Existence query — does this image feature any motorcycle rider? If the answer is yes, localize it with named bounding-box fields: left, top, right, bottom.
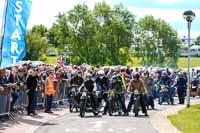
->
left=110, top=74, right=127, bottom=115
left=69, top=70, right=84, bottom=107
left=95, top=70, right=110, bottom=115
left=70, top=70, right=84, bottom=87
left=159, top=71, right=174, bottom=105
left=79, top=73, right=98, bottom=113
left=144, top=71, right=155, bottom=109
left=127, top=72, right=148, bottom=116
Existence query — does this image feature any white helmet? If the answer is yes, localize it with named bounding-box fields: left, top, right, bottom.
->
left=97, top=70, right=105, bottom=76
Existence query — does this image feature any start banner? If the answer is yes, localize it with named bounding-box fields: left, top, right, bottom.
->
left=0, top=0, right=32, bottom=68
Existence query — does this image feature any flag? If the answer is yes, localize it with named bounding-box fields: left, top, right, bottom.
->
left=57, top=55, right=65, bottom=66
left=0, top=0, right=32, bottom=68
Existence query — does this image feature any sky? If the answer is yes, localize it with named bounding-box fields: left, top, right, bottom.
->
left=0, top=0, right=200, bottom=38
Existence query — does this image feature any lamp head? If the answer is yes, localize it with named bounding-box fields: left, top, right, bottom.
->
left=183, top=10, right=195, bottom=22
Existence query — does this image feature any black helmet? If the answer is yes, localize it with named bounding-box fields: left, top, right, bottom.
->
left=111, top=75, right=119, bottom=81
left=133, top=72, right=140, bottom=79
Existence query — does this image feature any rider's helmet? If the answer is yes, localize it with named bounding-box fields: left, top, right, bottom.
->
left=161, top=71, right=168, bottom=77
left=133, top=72, right=140, bottom=80
left=111, top=75, right=119, bottom=83
left=85, top=73, right=92, bottom=80
left=144, top=71, right=149, bottom=77
left=97, top=70, right=105, bottom=78
left=178, top=71, right=183, bottom=77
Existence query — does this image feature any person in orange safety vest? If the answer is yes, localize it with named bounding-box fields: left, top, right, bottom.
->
left=44, top=71, right=56, bottom=113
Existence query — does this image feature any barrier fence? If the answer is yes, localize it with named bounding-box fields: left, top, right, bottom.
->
left=0, top=79, right=71, bottom=119
left=0, top=90, right=11, bottom=117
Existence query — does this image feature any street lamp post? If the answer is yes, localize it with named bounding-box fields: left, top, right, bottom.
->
left=183, top=10, right=195, bottom=108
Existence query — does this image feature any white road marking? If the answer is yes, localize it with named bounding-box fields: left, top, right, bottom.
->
left=108, top=128, right=114, bottom=132
left=118, top=128, right=136, bottom=132
left=125, top=128, right=132, bottom=132
left=87, top=128, right=101, bottom=132
left=65, top=128, right=79, bottom=132
left=65, top=129, right=71, bottom=132
left=89, top=121, right=110, bottom=128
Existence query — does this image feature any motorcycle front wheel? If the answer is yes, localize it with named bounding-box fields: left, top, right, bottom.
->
left=80, top=99, right=87, bottom=118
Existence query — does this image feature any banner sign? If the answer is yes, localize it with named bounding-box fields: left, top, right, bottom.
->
left=1, top=0, right=32, bottom=68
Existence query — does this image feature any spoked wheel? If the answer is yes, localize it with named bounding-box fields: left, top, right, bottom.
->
left=80, top=99, right=87, bottom=118
left=135, top=111, right=139, bottom=117
left=108, top=99, right=114, bottom=116
left=69, top=96, right=76, bottom=113
left=134, top=101, right=140, bottom=117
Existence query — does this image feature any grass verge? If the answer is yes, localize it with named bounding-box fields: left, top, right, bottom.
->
left=168, top=104, right=200, bottom=133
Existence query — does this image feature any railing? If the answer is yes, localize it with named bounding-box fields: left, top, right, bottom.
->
left=0, top=79, right=72, bottom=120
left=0, top=89, right=11, bottom=117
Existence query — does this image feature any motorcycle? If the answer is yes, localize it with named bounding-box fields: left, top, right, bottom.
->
left=79, top=88, right=99, bottom=118
left=69, top=85, right=80, bottom=113
left=158, top=85, right=170, bottom=105
left=107, top=90, right=123, bottom=116
left=133, top=90, right=141, bottom=117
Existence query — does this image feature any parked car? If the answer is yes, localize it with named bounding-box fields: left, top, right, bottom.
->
left=181, top=45, right=200, bottom=57
left=47, top=49, right=57, bottom=56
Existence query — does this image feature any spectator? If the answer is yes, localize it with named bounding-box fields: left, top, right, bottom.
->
left=44, top=71, right=56, bottom=113
left=26, top=68, right=38, bottom=116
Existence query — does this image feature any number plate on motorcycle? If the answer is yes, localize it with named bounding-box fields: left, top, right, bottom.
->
left=82, top=92, right=87, bottom=97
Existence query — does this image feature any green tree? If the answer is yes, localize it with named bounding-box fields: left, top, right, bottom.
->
left=67, top=4, right=99, bottom=64
left=25, top=25, right=49, bottom=60
left=196, top=35, right=200, bottom=45
left=138, top=15, right=179, bottom=67
left=48, top=13, right=69, bottom=48
left=94, top=2, right=135, bottom=65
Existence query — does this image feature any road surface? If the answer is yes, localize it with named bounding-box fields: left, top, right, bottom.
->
left=34, top=100, right=170, bottom=133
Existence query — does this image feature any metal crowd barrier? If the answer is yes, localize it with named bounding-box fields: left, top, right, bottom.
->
left=32, top=79, right=72, bottom=108
left=53, top=79, right=71, bottom=104
left=0, top=79, right=72, bottom=120
left=0, top=89, right=11, bottom=117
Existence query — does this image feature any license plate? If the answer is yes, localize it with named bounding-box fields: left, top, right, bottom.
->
left=72, top=88, right=75, bottom=91
left=82, top=92, right=87, bottom=97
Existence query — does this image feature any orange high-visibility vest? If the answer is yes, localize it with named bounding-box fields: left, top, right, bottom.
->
left=45, top=77, right=56, bottom=96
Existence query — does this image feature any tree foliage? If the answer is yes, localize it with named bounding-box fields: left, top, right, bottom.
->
left=196, top=35, right=200, bottom=45
left=137, top=15, right=179, bottom=67
left=24, top=2, right=180, bottom=67
left=25, top=25, right=49, bottom=60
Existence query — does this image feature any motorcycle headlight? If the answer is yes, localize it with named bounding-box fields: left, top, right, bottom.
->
left=82, top=92, right=87, bottom=97
left=134, top=90, right=139, bottom=95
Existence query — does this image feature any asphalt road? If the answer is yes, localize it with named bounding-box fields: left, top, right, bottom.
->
left=34, top=100, right=171, bottom=133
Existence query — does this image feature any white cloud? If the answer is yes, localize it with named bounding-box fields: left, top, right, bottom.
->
left=128, top=6, right=200, bottom=38
left=152, top=0, right=183, bottom=4
left=0, top=0, right=5, bottom=34
left=0, top=0, right=199, bottom=38
left=27, top=0, right=114, bottom=28
left=128, top=6, right=200, bottom=23
left=178, top=30, right=199, bottom=38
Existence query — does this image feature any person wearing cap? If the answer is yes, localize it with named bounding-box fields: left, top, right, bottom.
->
left=44, top=71, right=56, bottom=113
